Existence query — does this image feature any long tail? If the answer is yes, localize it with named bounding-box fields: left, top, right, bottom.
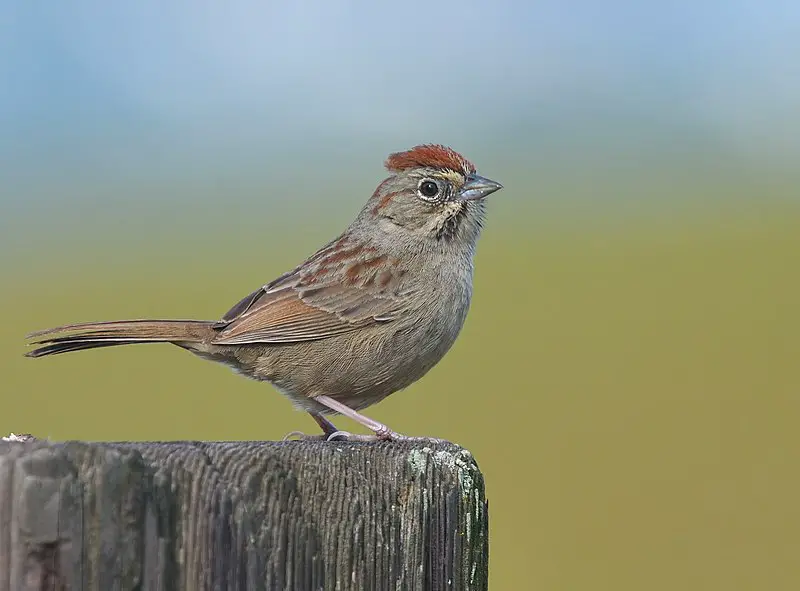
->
left=25, top=319, right=217, bottom=358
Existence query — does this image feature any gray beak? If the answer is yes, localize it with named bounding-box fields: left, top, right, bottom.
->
left=458, top=173, right=503, bottom=201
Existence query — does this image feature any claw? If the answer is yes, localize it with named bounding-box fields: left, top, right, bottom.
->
left=326, top=430, right=353, bottom=442
left=374, top=425, right=394, bottom=440
left=283, top=430, right=324, bottom=441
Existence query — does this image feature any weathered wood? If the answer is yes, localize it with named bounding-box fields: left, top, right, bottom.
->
left=0, top=439, right=488, bottom=591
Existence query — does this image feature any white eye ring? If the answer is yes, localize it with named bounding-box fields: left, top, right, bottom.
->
left=417, top=179, right=441, bottom=201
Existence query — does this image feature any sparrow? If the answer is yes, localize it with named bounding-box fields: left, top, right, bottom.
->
left=26, top=144, right=503, bottom=441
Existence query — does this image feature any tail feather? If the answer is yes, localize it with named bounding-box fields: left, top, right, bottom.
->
left=25, top=319, right=216, bottom=358
left=25, top=340, right=142, bottom=358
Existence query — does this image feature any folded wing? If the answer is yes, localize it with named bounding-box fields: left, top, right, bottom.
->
left=212, top=237, right=409, bottom=345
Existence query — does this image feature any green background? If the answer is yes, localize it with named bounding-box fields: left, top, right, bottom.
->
left=4, top=167, right=798, bottom=589
left=4, top=2, right=800, bottom=587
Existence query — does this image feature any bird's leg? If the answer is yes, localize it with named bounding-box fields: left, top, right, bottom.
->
left=286, top=396, right=448, bottom=443
left=310, top=412, right=340, bottom=437
left=282, top=412, right=345, bottom=441
left=314, top=395, right=400, bottom=441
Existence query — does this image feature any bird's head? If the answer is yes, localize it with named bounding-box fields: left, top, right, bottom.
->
left=360, top=144, right=503, bottom=246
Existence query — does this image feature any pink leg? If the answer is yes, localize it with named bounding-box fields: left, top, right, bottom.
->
left=287, top=396, right=449, bottom=443
left=314, top=395, right=398, bottom=440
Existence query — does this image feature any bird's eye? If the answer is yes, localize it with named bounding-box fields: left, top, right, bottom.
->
left=418, top=180, right=440, bottom=200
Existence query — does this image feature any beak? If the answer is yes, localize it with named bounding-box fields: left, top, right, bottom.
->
left=458, top=173, right=503, bottom=201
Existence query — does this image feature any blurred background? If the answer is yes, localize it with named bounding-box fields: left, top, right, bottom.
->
left=2, top=1, right=799, bottom=589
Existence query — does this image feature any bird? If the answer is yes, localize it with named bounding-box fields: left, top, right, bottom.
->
left=25, top=144, right=503, bottom=441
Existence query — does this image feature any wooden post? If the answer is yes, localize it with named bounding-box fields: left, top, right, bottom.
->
left=0, top=439, right=488, bottom=591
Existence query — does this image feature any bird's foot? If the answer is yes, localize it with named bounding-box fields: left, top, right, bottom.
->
left=326, top=430, right=373, bottom=442
left=284, top=429, right=448, bottom=444
left=282, top=430, right=325, bottom=441
left=326, top=430, right=448, bottom=444
left=382, top=434, right=450, bottom=444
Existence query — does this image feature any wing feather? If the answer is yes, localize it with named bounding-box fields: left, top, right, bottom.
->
left=212, top=237, right=409, bottom=345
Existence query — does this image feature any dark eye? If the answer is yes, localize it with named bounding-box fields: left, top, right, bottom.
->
left=418, top=180, right=440, bottom=199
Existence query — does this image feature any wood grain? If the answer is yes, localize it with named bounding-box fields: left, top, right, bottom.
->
left=0, top=439, right=488, bottom=591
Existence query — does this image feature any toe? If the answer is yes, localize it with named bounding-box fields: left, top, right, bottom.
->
left=326, top=430, right=353, bottom=442
left=283, top=430, right=326, bottom=441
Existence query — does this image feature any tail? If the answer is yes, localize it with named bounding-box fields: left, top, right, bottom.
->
left=25, top=319, right=217, bottom=358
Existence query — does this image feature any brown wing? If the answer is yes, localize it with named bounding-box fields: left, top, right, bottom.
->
left=211, top=236, right=409, bottom=345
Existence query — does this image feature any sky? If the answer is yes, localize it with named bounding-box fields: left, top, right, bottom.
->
left=2, top=0, right=800, bottom=200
